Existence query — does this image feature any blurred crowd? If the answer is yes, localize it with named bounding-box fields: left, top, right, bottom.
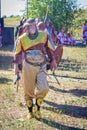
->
left=14, top=17, right=87, bottom=48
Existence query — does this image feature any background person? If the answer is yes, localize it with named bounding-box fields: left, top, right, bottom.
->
left=15, top=17, right=26, bottom=40
left=57, top=28, right=67, bottom=45
left=44, top=17, right=57, bottom=49
left=82, top=20, right=87, bottom=45
left=37, top=21, right=46, bottom=31
left=67, top=32, right=76, bottom=46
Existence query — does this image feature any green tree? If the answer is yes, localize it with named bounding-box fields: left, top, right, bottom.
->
left=26, top=0, right=49, bottom=20
left=50, top=0, right=78, bottom=32
left=24, top=0, right=79, bottom=33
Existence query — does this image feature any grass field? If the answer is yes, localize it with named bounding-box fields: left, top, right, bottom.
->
left=0, top=44, right=87, bottom=130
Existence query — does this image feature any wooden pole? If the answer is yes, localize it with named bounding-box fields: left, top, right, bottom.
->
left=26, top=0, right=28, bottom=18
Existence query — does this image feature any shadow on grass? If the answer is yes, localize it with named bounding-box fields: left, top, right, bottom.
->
left=43, top=100, right=87, bottom=119
left=49, top=74, right=87, bottom=82
left=40, top=118, right=84, bottom=130
left=0, top=77, right=12, bottom=84
left=0, top=55, right=13, bottom=70
left=0, top=44, right=14, bottom=52
left=50, top=86, right=87, bottom=97
left=49, top=86, right=68, bottom=93
left=69, top=89, right=87, bottom=97
left=58, top=58, right=86, bottom=72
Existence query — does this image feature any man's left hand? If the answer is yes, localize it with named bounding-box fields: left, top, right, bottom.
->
left=50, top=59, right=57, bottom=70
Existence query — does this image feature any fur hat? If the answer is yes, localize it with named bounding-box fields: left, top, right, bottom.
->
left=26, top=18, right=36, bottom=25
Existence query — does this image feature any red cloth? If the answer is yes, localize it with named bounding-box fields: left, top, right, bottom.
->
left=0, top=28, right=2, bottom=34
left=67, top=33, right=71, bottom=37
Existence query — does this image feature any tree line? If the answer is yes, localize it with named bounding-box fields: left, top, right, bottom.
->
left=23, top=0, right=86, bottom=33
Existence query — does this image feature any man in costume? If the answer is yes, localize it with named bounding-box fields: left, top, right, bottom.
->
left=15, top=17, right=26, bottom=40
left=14, top=17, right=26, bottom=52
left=14, top=18, right=57, bottom=119
left=44, top=17, right=57, bottom=49
left=37, top=21, right=46, bottom=31
left=13, top=18, right=26, bottom=85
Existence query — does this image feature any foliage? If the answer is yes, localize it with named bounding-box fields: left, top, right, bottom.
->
left=4, top=16, right=21, bottom=27
left=50, top=0, right=76, bottom=32
left=3, top=1, right=87, bottom=39
left=3, top=8, right=87, bottom=40
left=24, top=0, right=83, bottom=33
left=72, top=9, right=87, bottom=29
left=27, top=0, right=49, bottom=20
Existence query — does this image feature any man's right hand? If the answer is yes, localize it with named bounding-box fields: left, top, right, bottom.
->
left=50, top=59, right=57, bottom=71
left=14, top=64, right=19, bottom=75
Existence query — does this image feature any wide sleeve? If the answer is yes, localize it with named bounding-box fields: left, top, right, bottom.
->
left=45, top=34, right=55, bottom=62
left=13, top=38, right=23, bottom=64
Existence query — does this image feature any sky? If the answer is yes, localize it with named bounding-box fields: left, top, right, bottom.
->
left=77, top=0, right=87, bottom=8
left=1, top=0, right=87, bottom=17
left=1, top=0, right=26, bottom=17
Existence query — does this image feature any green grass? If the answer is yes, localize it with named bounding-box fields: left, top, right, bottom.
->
left=0, top=44, right=87, bottom=130
left=4, top=17, right=22, bottom=27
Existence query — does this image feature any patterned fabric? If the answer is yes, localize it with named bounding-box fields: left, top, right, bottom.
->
left=14, top=31, right=55, bottom=64
left=25, top=50, right=45, bottom=64
left=14, top=30, right=55, bottom=102
left=15, top=32, right=48, bottom=55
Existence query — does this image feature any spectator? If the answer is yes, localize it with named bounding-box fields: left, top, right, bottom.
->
left=57, top=28, right=67, bottom=45
left=82, top=20, right=87, bottom=45
left=44, top=17, right=57, bottom=49
left=67, top=32, right=76, bottom=46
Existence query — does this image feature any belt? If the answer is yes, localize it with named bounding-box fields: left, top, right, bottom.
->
left=25, top=59, right=46, bottom=66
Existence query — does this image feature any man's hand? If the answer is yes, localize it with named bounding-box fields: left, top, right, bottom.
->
left=14, top=64, right=19, bottom=75
left=50, top=59, right=57, bottom=70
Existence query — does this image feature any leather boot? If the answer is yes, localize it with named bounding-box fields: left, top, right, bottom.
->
left=26, top=99, right=34, bottom=119
left=34, top=98, right=43, bottom=120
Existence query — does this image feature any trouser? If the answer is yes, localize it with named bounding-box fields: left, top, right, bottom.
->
left=22, top=60, right=49, bottom=101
